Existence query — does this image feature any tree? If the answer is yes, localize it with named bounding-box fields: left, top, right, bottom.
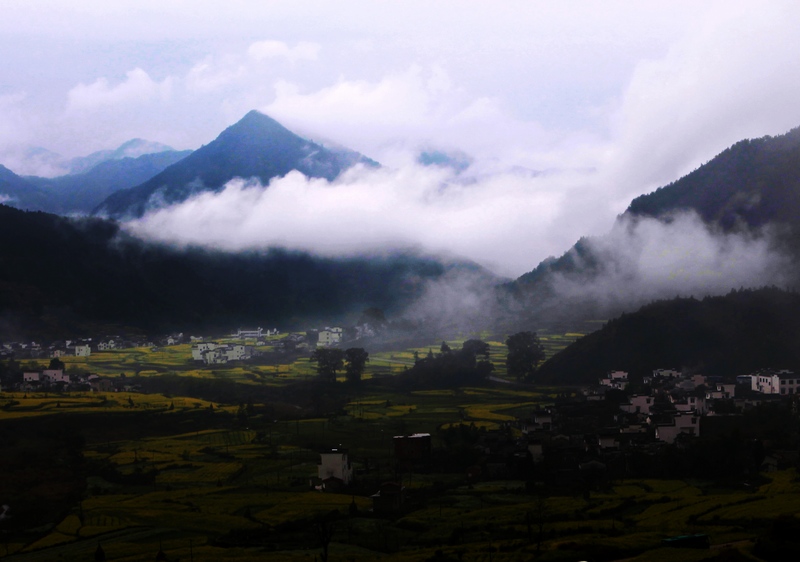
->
left=506, top=331, right=545, bottom=381
left=461, top=339, right=490, bottom=367
left=310, top=348, right=345, bottom=382
left=344, top=347, right=369, bottom=384
left=49, top=357, right=66, bottom=371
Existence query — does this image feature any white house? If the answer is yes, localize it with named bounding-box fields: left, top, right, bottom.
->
left=203, top=348, right=230, bottom=365
left=752, top=369, right=797, bottom=395
left=23, top=372, right=40, bottom=383
left=192, top=342, right=219, bottom=361
left=318, top=448, right=353, bottom=485
left=225, top=345, right=248, bottom=361
left=318, top=327, right=343, bottom=347
left=73, top=344, right=91, bottom=357
left=235, top=328, right=263, bottom=339
left=600, top=370, right=628, bottom=389
left=166, top=334, right=183, bottom=345
left=621, top=395, right=654, bottom=415
left=653, top=368, right=681, bottom=379
left=194, top=344, right=251, bottom=365
left=706, top=383, right=736, bottom=401
left=42, top=369, right=69, bottom=384
left=655, top=412, right=700, bottom=444
left=673, top=394, right=707, bottom=415
left=97, top=339, right=121, bottom=351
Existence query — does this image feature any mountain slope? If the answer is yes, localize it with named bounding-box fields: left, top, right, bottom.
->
left=0, top=204, right=466, bottom=340
left=536, top=287, right=800, bottom=384
left=504, top=127, right=800, bottom=325
left=0, top=165, right=50, bottom=211
left=95, top=111, right=378, bottom=219
left=626, top=127, right=800, bottom=229
left=25, top=150, right=192, bottom=214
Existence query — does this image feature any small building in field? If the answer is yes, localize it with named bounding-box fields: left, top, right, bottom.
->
left=318, top=448, right=353, bottom=485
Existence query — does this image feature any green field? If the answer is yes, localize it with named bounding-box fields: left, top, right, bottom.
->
left=2, top=332, right=785, bottom=561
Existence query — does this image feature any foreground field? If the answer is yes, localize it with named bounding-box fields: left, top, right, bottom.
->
left=0, top=332, right=785, bottom=561
left=0, top=382, right=789, bottom=561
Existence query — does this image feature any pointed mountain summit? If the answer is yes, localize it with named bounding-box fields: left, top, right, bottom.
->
left=95, top=110, right=378, bottom=219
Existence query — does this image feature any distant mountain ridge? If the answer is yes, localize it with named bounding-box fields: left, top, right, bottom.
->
left=95, top=110, right=379, bottom=219
left=0, top=164, right=50, bottom=210
left=66, top=138, right=178, bottom=175
left=1, top=139, right=191, bottom=215
left=25, top=150, right=192, bottom=215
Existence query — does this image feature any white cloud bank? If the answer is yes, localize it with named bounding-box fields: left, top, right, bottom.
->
left=5, top=2, right=800, bottom=299
left=125, top=165, right=568, bottom=277
left=67, top=68, right=173, bottom=111
left=551, top=212, right=792, bottom=307
left=122, top=2, right=800, bottom=283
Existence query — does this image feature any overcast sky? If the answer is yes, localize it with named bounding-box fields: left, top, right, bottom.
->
left=3, top=1, right=800, bottom=277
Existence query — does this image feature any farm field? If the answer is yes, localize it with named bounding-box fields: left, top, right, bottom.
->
left=2, top=330, right=785, bottom=561
left=0, top=382, right=788, bottom=561
left=48, top=328, right=589, bottom=386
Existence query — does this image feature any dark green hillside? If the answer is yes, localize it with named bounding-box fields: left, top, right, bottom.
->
left=96, top=110, right=378, bottom=218
left=627, top=127, right=800, bottom=230
left=0, top=205, right=468, bottom=340
left=536, top=287, right=800, bottom=384
left=505, top=127, right=800, bottom=326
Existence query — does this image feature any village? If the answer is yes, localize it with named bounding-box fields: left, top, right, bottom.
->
left=2, top=326, right=800, bottom=559
left=2, top=326, right=798, bottom=474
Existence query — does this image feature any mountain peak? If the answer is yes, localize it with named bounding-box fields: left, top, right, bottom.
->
left=215, top=110, right=299, bottom=145
left=95, top=111, right=378, bottom=219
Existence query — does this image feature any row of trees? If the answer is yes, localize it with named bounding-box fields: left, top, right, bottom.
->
left=310, top=347, right=369, bottom=383
left=308, top=331, right=546, bottom=385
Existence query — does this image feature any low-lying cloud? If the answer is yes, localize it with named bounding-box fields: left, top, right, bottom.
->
left=549, top=211, right=793, bottom=308
left=125, top=163, right=576, bottom=278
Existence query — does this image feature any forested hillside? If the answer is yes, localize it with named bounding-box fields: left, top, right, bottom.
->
left=0, top=205, right=459, bottom=339
left=536, top=287, right=800, bottom=384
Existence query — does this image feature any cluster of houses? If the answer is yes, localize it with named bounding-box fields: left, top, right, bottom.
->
left=14, top=369, right=137, bottom=393
left=1, top=322, right=355, bottom=365
left=588, top=367, right=800, bottom=445
left=0, top=335, right=179, bottom=360
left=2, top=340, right=95, bottom=359
left=191, top=342, right=252, bottom=364
left=187, top=326, right=346, bottom=364
left=310, top=367, right=800, bottom=509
